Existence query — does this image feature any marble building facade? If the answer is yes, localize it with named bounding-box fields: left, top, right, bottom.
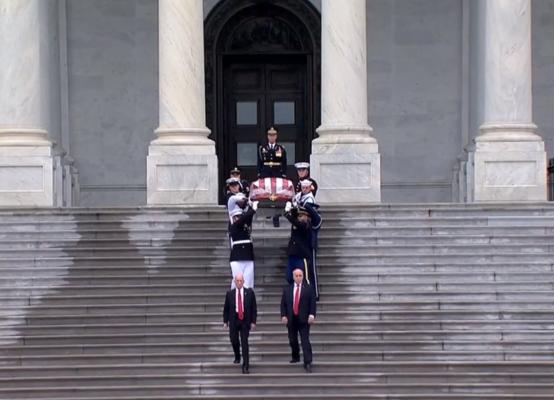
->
left=0, top=0, right=553, bottom=207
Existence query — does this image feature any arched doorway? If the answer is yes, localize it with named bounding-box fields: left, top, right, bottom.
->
left=205, top=0, right=321, bottom=203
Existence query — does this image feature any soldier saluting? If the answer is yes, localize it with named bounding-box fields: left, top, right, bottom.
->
left=257, top=126, right=287, bottom=178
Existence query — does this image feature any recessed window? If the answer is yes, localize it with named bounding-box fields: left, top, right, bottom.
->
left=280, top=142, right=296, bottom=165
left=237, top=142, right=258, bottom=166
left=274, top=101, right=295, bottom=124
left=236, top=101, right=257, bottom=125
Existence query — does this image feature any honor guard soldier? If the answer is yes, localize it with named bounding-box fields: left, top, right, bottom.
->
left=230, top=167, right=250, bottom=197
left=294, top=162, right=318, bottom=196
left=257, top=126, right=287, bottom=178
left=228, top=193, right=258, bottom=289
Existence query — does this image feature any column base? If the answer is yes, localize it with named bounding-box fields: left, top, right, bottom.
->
left=468, top=127, right=547, bottom=202
left=147, top=140, right=218, bottom=205
left=0, top=146, right=54, bottom=207
left=310, top=125, right=381, bottom=203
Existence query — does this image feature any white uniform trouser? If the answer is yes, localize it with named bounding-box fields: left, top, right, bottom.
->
left=230, top=260, right=254, bottom=289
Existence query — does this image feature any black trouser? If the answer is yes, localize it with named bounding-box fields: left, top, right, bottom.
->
left=229, top=317, right=250, bottom=367
left=288, top=315, right=312, bottom=365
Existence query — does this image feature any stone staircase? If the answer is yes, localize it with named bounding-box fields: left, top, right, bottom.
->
left=0, top=204, right=554, bottom=399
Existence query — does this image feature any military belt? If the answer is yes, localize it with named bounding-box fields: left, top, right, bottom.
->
left=263, top=162, right=281, bottom=166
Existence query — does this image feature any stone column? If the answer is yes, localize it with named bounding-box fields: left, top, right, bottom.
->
left=310, top=0, right=380, bottom=203
left=147, top=0, right=217, bottom=205
left=0, top=0, right=54, bottom=206
left=469, top=0, right=546, bottom=201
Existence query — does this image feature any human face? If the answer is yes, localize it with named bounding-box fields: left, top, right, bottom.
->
left=293, top=269, right=304, bottom=285
left=229, top=183, right=240, bottom=194
left=268, top=133, right=277, bottom=144
left=301, top=185, right=311, bottom=195
left=231, top=172, right=241, bottom=179
left=297, top=168, right=308, bottom=179
left=235, top=275, right=244, bottom=289
left=298, top=213, right=309, bottom=223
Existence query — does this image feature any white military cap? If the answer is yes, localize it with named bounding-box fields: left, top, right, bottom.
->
left=294, top=162, right=310, bottom=169
left=300, top=179, right=313, bottom=187
left=226, top=177, right=241, bottom=185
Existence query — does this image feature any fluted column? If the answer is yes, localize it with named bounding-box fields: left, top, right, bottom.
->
left=469, top=0, right=546, bottom=201
left=147, top=0, right=217, bottom=204
left=0, top=0, right=54, bottom=206
left=311, top=0, right=380, bottom=203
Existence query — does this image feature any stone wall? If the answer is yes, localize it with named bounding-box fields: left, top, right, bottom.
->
left=66, top=0, right=157, bottom=206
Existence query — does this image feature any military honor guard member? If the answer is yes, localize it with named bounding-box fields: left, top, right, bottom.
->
left=294, top=162, right=318, bottom=196
left=229, top=166, right=250, bottom=196
left=223, top=273, right=257, bottom=374
left=281, top=268, right=316, bottom=373
left=228, top=193, right=258, bottom=289
left=257, top=126, right=287, bottom=178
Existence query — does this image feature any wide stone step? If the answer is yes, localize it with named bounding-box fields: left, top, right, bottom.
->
left=0, top=381, right=553, bottom=398
left=4, top=309, right=554, bottom=325
left=1, top=370, right=553, bottom=387
left=2, top=234, right=554, bottom=250
left=2, top=271, right=554, bottom=286
left=2, top=299, right=554, bottom=317
left=2, top=339, right=554, bottom=357
left=7, top=329, right=554, bottom=346
left=3, top=281, right=554, bottom=296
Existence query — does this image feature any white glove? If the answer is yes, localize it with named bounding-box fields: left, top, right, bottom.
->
left=285, top=201, right=292, bottom=213
left=251, top=201, right=258, bottom=211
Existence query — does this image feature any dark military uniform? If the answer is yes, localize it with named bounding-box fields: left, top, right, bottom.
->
left=295, top=177, right=318, bottom=196
left=257, top=143, right=287, bottom=178
left=284, top=208, right=315, bottom=292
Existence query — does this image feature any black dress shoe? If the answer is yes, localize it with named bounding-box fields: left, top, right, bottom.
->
left=289, top=358, right=300, bottom=364
left=272, top=216, right=280, bottom=227
left=304, top=363, right=312, bottom=373
left=233, top=358, right=240, bottom=364
left=242, top=365, right=249, bottom=374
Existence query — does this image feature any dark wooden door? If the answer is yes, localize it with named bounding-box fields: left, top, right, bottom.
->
left=223, top=55, right=307, bottom=185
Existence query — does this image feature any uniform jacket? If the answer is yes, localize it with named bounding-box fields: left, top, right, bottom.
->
left=280, top=282, right=316, bottom=325
left=257, top=143, right=287, bottom=178
left=223, top=287, right=257, bottom=327
left=229, top=207, right=255, bottom=261
left=284, top=208, right=312, bottom=259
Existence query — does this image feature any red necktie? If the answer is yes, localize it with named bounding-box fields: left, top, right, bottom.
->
left=293, top=285, right=300, bottom=316
left=238, top=289, right=244, bottom=321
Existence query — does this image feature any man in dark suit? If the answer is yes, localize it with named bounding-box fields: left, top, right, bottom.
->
left=223, top=273, right=257, bottom=374
left=280, top=268, right=317, bottom=373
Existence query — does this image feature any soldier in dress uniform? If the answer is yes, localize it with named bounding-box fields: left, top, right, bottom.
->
left=228, top=193, right=258, bottom=289
left=230, top=167, right=250, bottom=197
left=283, top=203, right=320, bottom=300
left=257, top=126, right=287, bottom=178
left=294, top=162, right=318, bottom=196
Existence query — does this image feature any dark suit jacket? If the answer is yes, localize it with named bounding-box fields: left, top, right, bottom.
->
left=280, top=283, right=316, bottom=325
left=223, top=287, right=257, bottom=327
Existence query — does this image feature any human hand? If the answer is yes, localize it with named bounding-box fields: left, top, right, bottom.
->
left=252, top=201, right=258, bottom=211
left=284, top=202, right=292, bottom=213
left=250, top=323, right=256, bottom=331
left=281, top=316, right=288, bottom=325
left=308, top=315, right=315, bottom=325
left=223, top=323, right=228, bottom=329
